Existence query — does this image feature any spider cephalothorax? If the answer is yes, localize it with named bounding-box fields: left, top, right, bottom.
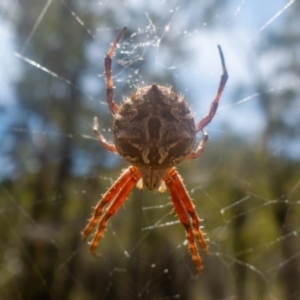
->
left=82, top=27, right=228, bottom=274
left=113, top=84, right=196, bottom=190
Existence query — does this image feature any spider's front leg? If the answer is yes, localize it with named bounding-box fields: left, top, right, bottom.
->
left=82, top=166, right=141, bottom=253
left=164, top=168, right=207, bottom=274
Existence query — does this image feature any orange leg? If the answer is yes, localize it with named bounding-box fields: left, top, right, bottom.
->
left=81, top=166, right=139, bottom=240
left=164, top=168, right=204, bottom=274
left=167, top=168, right=208, bottom=253
left=88, top=167, right=141, bottom=253
left=195, top=45, right=228, bottom=132
left=104, top=27, right=127, bottom=115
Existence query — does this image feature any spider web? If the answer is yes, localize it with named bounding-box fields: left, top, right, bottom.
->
left=1, top=0, right=300, bottom=299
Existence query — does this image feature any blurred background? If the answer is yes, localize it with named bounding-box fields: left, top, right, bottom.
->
left=0, top=0, right=300, bottom=299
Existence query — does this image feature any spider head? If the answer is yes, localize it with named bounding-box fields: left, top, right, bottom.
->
left=138, top=168, right=167, bottom=190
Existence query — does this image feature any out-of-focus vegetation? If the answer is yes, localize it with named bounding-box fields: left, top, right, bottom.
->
left=1, top=1, right=300, bottom=300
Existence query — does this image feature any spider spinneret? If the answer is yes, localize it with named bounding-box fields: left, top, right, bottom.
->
left=82, top=27, right=228, bottom=274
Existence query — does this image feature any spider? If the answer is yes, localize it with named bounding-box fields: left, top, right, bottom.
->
left=82, top=27, right=228, bottom=274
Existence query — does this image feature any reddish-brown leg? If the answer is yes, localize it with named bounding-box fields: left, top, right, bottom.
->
left=164, top=168, right=203, bottom=274
left=93, top=117, right=117, bottom=153
left=195, top=45, right=228, bottom=132
left=89, top=167, right=141, bottom=253
left=187, top=129, right=208, bottom=160
left=81, top=166, right=139, bottom=239
left=104, top=27, right=127, bottom=115
left=167, top=168, right=208, bottom=254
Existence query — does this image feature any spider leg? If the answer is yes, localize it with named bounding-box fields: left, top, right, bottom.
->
left=187, top=128, right=208, bottom=160
left=164, top=168, right=204, bottom=274
left=88, top=167, right=141, bottom=253
left=166, top=168, right=208, bottom=253
left=93, top=117, right=118, bottom=153
left=81, top=166, right=139, bottom=240
left=195, top=45, right=228, bottom=132
left=105, top=27, right=127, bottom=115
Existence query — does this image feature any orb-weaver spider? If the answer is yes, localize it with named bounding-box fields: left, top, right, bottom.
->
left=82, top=27, right=228, bottom=274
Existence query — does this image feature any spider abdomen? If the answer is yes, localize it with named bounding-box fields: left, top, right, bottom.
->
left=113, top=84, right=196, bottom=173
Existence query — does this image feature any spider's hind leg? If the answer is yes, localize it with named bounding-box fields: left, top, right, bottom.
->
left=93, top=117, right=118, bottom=154
left=190, top=46, right=228, bottom=160
left=187, top=128, right=208, bottom=160
left=104, top=27, right=127, bottom=115
left=195, top=45, right=228, bottom=132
